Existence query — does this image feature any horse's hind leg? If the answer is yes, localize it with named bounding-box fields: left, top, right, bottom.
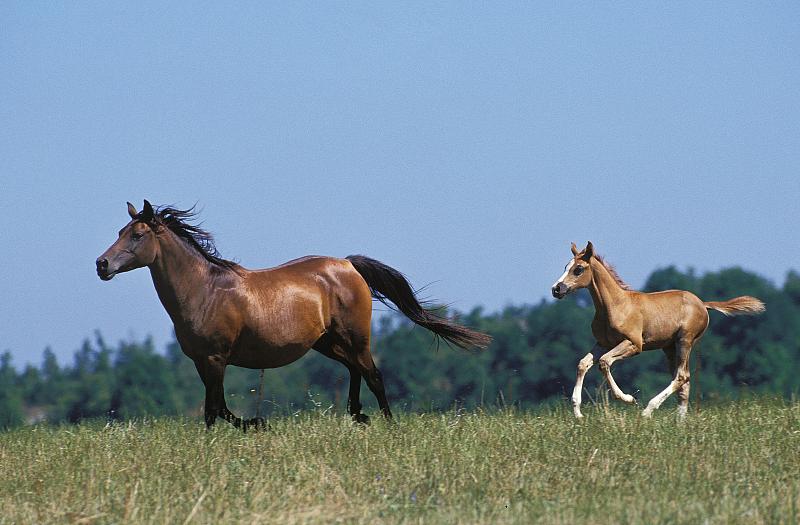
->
left=335, top=282, right=392, bottom=420
left=643, top=337, right=692, bottom=418
left=313, top=338, right=369, bottom=424
left=350, top=335, right=392, bottom=420
left=360, top=361, right=392, bottom=420
left=345, top=365, right=370, bottom=424
left=598, top=340, right=641, bottom=404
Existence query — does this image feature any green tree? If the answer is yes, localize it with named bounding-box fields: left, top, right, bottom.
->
left=0, top=352, right=24, bottom=429
left=110, top=339, right=182, bottom=419
left=64, top=337, right=114, bottom=422
left=4, top=264, right=799, bottom=429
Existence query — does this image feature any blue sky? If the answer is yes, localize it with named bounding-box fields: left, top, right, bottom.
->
left=2, top=3, right=799, bottom=366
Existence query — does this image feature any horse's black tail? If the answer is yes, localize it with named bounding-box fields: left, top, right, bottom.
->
left=346, top=255, right=492, bottom=350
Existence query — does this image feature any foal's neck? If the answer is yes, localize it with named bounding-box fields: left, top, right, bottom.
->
left=588, top=257, right=629, bottom=315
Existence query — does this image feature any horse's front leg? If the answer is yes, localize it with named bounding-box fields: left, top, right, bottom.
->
left=195, top=354, right=253, bottom=431
left=598, top=340, right=641, bottom=404
left=571, top=344, right=602, bottom=418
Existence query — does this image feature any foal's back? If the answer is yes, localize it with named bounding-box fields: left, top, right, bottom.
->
left=631, top=289, right=709, bottom=349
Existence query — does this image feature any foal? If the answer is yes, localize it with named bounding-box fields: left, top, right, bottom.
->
left=551, top=242, right=764, bottom=418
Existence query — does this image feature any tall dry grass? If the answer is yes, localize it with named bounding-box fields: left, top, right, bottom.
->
left=1, top=398, right=798, bottom=524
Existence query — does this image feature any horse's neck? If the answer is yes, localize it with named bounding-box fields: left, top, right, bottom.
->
left=148, top=232, right=217, bottom=325
left=588, top=258, right=629, bottom=317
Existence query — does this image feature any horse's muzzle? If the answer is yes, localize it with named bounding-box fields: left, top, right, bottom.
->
left=552, top=283, right=568, bottom=299
left=96, top=258, right=114, bottom=281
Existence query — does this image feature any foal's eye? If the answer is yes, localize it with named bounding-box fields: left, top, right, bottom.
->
left=574, top=266, right=584, bottom=276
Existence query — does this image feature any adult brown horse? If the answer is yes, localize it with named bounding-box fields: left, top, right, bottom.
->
left=551, top=242, right=764, bottom=419
left=97, top=200, right=490, bottom=430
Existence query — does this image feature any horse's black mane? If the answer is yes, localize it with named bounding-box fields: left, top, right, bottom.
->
left=150, top=206, right=239, bottom=271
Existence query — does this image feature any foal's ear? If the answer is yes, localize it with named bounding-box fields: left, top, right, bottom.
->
left=141, top=200, right=155, bottom=221
left=570, top=242, right=578, bottom=256
left=127, top=202, right=138, bottom=219
left=581, top=241, right=594, bottom=260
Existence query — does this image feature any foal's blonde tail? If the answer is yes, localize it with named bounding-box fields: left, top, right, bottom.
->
left=704, top=296, right=765, bottom=316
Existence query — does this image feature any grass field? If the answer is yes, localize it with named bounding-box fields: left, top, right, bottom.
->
left=1, top=398, right=798, bottom=524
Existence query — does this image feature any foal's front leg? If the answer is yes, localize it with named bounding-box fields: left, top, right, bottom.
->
left=571, top=345, right=601, bottom=418
left=598, top=340, right=641, bottom=404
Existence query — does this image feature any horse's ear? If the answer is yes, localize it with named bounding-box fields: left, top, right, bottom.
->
left=581, top=241, right=594, bottom=261
left=570, top=242, right=578, bottom=256
left=127, top=202, right=138, bottom=219
left=141, top=200, right=155, bottom=221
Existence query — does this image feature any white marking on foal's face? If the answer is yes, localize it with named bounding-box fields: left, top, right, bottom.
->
left=552, top=259, right=575, bottom=290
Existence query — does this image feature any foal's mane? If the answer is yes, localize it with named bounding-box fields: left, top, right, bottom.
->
left=594, top=254, right=632, bottom=291
left=151, top=206, right=240, bottom=271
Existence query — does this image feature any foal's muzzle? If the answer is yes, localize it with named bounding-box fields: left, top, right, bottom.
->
left=552, top=282, right=568, bottom=299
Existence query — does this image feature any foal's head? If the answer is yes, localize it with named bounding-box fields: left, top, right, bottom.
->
left=96, top=200, right=161, bottom=280
left=551, top=241, right=595, bottom=299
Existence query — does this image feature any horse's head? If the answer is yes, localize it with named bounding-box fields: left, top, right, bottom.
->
left=551, top=241, right=594, bottom=299
left=96, top=200, right=161, bottom=281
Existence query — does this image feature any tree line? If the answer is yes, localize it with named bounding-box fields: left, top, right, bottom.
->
left=1, top=265, right=799, bottom=428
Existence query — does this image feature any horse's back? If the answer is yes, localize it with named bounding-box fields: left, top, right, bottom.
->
left=246, top=256, right=368, bottom=298
left=269, top=255, right=336, bottom=271
left=228, top=255, right=372, bottom=368
left=243, top=255, right=371, bottom=324
left=248, top=255, right=349, bottom=277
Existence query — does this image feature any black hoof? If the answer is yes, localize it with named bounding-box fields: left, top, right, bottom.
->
left=244, top=417, right=268, bottom=432
left=353, top=414, right=371, bottom=425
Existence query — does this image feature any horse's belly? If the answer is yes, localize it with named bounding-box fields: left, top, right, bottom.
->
left=229, top=342, right=312, bottom=369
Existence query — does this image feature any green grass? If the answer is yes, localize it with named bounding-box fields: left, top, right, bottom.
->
left=1, top=399, right=799, bottom=524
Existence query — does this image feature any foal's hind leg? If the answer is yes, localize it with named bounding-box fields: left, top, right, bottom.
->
left=643, top=337, right=692, bottom=418
left=598, top=340, right=641, bottom=404
left=676, top=376, right=690, bottom=419
left=663, top=346, right=690, bottom=419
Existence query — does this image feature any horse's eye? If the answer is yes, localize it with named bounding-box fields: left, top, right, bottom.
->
left=574, top=266, right=584, bottom=276
left=131, top=233, right=142, bottom=241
